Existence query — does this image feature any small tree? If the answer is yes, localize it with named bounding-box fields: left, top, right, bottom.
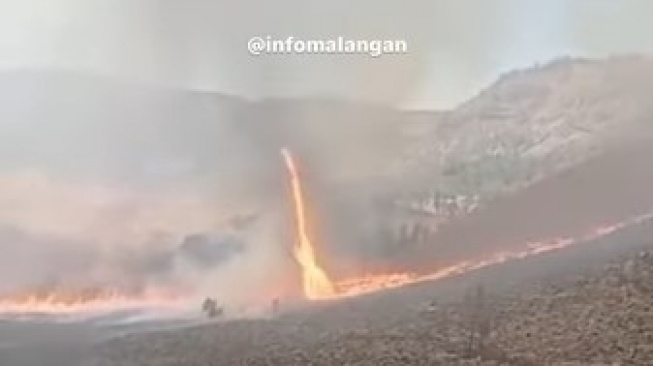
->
left=202, top=297, right=224, bottom=318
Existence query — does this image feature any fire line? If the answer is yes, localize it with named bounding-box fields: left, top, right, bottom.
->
left=1, top=151, right=651, bottom=315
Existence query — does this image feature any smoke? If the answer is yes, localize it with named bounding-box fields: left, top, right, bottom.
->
left=0, top=169, right=291, bottom=308
left=1, top=0, right=653, bottom=312
left=0, top=66, right=420, bottom=309
left=568, top=0, right=653, bottom=57
left=3, top=1, right=653, bottom=109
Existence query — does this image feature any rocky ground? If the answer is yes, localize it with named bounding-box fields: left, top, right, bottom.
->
left=89, top=219, right=653, bottom=366
left=489, top=250, right=653, bottom=365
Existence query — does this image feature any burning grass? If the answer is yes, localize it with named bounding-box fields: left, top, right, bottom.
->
left=2, top=148, right=653, bottom=316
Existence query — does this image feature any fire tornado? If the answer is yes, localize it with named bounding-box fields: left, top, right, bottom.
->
left=279, top=148, right=653, bottom=303
left=1, top=150, right=649, bottom=315
left=281, top=148, right=336, bottom=300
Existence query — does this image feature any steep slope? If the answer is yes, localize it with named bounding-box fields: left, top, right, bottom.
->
left=370, top=56, right=653, bottom=247
left=336, top=56, right=653, bottom=265
left=387, top=56, right=653, bottom=200
left=407, top=139, right=653, bottom=272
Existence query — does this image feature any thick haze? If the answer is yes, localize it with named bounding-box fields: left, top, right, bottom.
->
left=0, top=1, right=652, bottom=307
left=0, top=0, right=651, bottom=109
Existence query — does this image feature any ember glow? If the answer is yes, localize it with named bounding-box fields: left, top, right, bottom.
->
left=281, top=148, right=336, bottom=300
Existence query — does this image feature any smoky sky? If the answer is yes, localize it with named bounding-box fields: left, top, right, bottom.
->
left=0, top=0, right=652, bottom=109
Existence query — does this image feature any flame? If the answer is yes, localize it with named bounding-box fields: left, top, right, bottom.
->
left=0, top=287, right=187, bottom=315
left=280, top=148, right=653, bottom=301
left=327, top=211, right=653, bottom=299
left=2, top=149, right=652, bottom=315
left=281, top=148, right=336, bottom=300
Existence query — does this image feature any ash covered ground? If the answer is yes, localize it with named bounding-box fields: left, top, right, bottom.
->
left=89, top=218, right=653, bottom=366
left=0, top=306, right=210, bottom=366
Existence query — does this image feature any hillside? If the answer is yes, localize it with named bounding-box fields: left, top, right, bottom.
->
left=408, top=139, right=653, bottom=271
left=387, top=56, right=653, bottom=200
left=365, top=56, right=653, bottom=253
left=295, top=55, right=653, bottom=270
